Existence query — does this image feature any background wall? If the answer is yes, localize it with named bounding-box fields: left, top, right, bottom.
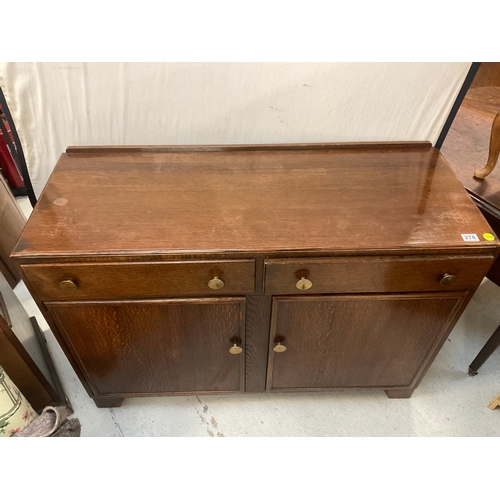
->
left=0, top=62, right=471, bottom=197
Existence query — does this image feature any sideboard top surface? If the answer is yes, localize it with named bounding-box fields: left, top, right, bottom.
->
left=13, top=144, right=499, bottom=258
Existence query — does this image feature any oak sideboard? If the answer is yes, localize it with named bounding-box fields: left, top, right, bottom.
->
left=12, top=142, right=500, bottom=407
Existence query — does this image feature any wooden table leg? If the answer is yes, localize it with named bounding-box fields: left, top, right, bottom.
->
left=468, top=323, right=500, bottom=375
left=474, top=111, right=500, bottom=179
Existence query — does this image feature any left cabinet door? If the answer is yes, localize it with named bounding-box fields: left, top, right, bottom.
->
left=46, top=298, right=246, bottom=397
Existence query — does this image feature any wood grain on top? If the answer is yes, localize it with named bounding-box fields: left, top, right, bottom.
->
left=13, top=144, right=497, bottom=258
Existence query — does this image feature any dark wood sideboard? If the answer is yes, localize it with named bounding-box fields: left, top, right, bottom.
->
left=11, top=143, right=500, bottom=408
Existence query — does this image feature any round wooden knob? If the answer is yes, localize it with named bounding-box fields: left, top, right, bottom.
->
left=229, top=343, right=243, bottom=355
left=60, top=279, right=77, bottom=292
left=296, top=277, right=312, bottom=291
left=208, top=277, right=225, bottom=290
left=440, top=273, right=457, bottom=286
left=273, top=342, right=287, bottom=353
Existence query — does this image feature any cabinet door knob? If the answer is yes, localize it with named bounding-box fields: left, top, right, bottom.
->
left=208, top=277, right=225, bottom=290
left=296, top=277, right=312, bottom=291
left=273, top=342, right=287, bottom=353
left=60, top=279, right=78, bottom=292
left=229, top=343, right=243, bottom=355
left=440, top=273, right=457, bottom=286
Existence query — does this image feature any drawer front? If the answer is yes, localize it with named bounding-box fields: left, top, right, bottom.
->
left=22, top=260, right=255, bottom=300
left=264, top=256, right=494, bottom=295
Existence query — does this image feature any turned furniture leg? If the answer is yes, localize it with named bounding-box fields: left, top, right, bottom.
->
left=386, top=389, right=415, bottom=399
left=93, top=397, right=124, bottom=408
left=468, top=323, right=500, bottom=375
left=474, top=111, right=500, bottom=179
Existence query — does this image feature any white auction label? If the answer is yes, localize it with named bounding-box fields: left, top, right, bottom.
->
left=461, top=234, right=480, bottom=242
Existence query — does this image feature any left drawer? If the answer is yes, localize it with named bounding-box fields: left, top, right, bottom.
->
left=21, top=260, right=255, bottom=300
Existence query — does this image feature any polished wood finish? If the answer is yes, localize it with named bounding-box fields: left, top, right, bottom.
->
left=46, top=298, right=246, bottom=396
left=266, top=294, right=465, bottom=391
left=244, top=295, right=272, bottom=392
left=458, top=86, right=500, bottom=116
left=469, top=63, right=500, bottom=89
left=264, top=256, right=493, bottom=295
left=65, top=142, right=433, bottom=154
left=474, top=111, right=500, bottom=179
left=21, top=260, right=255, bottom=301
left=0, top=172, right=25, bottom=287
left=13, top=145, right=496, bottom=259
left=12, top=143, right=500, bottom=406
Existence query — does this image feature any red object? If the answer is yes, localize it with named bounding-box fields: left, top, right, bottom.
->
left=0, top=106, right=25, bottom=189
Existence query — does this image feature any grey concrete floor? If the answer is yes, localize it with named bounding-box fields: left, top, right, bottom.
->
left=13, top=197, right=500, bottom=437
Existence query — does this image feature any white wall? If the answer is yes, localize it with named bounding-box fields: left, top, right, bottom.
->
left=0, top=62, right=470, bottom=196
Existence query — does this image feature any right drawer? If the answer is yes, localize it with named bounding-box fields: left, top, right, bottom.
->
left=264, top=256, right=495, bottom=295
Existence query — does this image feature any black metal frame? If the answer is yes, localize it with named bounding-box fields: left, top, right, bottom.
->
left=434, top=62, right=482, bottom=150
left=0, top=87, right=37, bottom=206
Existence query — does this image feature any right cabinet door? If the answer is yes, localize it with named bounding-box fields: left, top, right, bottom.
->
left=266, top=293, right=466, bottom=391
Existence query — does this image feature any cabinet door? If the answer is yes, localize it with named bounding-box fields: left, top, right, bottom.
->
left=266, top=293, right=466, bottom=391
left=47, top=298, right=245, bottom=396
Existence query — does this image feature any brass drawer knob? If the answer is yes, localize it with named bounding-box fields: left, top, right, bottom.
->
left=273, top=342, right=287, bottom=353
left=296, top=277, right=312, bottom=291
left=229, top=343, right=243, bottom=355
left=208, top=277, right=225, bottom=290
left=440, top=273, right=457, bottom=286
left=60, top=279, right=78, bottom=292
